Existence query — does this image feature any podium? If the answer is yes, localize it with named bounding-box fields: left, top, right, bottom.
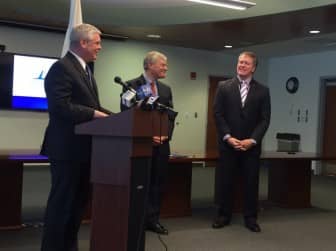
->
left=76, top=108, right=168, bottom=251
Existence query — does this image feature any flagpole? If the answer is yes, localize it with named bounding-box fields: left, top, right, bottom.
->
left=61, top=0, right=83, bottom=57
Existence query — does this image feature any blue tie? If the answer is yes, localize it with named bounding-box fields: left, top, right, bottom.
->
left=85, top=65, right=93, bottom=88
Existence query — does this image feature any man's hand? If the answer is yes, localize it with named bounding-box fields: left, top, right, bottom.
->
left=153, top=136, right=168, bottom=145
left=227, top=137, right=255, bottom=151
left=240, top=139, right=255, bottom=151
left=93, top=110, right=109, bottom=118
left=227, top=137, right=243, bottom=150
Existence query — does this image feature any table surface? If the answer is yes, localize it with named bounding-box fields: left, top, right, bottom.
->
left=170, top=151, right=336, bottom=161
left=1, top=149, right=336, bottom=162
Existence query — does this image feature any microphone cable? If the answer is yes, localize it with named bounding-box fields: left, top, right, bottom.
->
left=157, top=234, right=168, bottom=251
left=158, top=108, right=169, bottom=251
left=154, top=100, right=169, bottom=251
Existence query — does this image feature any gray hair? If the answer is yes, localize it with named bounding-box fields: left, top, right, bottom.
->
left=70, top=23, right=101, bottom=47
left=143, top=51, right=167, bottom=70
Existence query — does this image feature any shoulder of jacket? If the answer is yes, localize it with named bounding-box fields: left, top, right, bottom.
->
left=56, top=54, right=78, bottom=71
left=157, top=80, right=171, bottom=90
left=218, top=78, right=236, bottom=87
left=251, top=79, right=269, bottom=91
left=126, top=75, right=144, bottom=87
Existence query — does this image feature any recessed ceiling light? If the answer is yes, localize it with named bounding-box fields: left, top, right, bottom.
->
left=186, top=0, right=256, bottom=11
left=224, top=45, right=233, bottom=48
left=147, top=34, right=161, bottom=38
left=309, top=30, right=320, bottom=34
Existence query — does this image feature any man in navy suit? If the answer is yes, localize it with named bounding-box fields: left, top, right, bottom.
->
left=40, top=23, right=111, bottom=251
left=121, top=51, right=176, bottom=235
left=213, top=51, right=271, bottom=232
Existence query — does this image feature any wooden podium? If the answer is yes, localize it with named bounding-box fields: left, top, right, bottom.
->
left=76, top=107, right=168, bottom=251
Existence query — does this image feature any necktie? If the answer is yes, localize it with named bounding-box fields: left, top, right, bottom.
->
left=240, top=80, right=248, bottom=107
left=150, top=81, right=157, bottom=96
left=85, top=65, right=93, bottom=88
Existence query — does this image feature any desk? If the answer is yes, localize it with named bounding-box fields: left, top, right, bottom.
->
left=0, top=150, right=332, bottom=229
left=263, top=152, right=315, bottom=209
left=0, top=150, right=47, bottom=229
left=160, top=152, right=332, bottom=218
left=0, top=150, right=190, bottom=229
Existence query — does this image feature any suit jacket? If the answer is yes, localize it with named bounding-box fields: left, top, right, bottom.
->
left=41, top=52, right=110, bottom=161
left=213, top=76, right=271, bottom=154
left=121, top=74, right=176, bottom=155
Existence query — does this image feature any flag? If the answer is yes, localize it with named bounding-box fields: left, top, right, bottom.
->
left=61, top=0, right=83, bottom=57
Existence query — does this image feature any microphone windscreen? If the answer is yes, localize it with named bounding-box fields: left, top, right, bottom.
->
left=114, top=76, right=121, bottom=83
left=136, top=85, right=154, bottom=100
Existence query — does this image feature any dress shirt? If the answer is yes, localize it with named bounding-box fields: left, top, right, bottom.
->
left=143, top=73, right=158, bottom=97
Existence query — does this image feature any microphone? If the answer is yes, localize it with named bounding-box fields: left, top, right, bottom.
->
left=115, top=76, right=137, bottom=108
left=138, top=95, right=176, bottom=114
left=135, top=83, right=150, bottom=101
left=117, top=77, right=177, bottom=116
left=133, top=83, right=177, bottom=114
left=114, top=76, right=136, bottom=93
left=156, top=102, right=178, bottom=118
left=156, top=102, right=173, bottom=112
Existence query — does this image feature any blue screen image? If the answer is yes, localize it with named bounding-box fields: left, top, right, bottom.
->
left=11, top=55, right=56, bottom=111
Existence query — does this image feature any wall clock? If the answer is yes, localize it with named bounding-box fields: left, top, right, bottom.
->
left=286, top=77, right=299, bottom=94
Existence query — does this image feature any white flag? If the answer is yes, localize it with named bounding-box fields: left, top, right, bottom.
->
left=61, top=0, right=83, bottom=57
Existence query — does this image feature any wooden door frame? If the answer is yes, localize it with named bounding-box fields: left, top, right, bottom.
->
left=317, top=76, right=336, bottom=155
left=205, top=75, right=232, bottom=157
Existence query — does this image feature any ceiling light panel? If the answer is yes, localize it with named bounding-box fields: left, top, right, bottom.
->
left=186, top=0, right=256, bottom=10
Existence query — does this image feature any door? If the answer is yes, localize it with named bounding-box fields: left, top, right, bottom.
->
left=205, top=76, right=230, bottom=157
left=322, top=83, right=336, bottom=174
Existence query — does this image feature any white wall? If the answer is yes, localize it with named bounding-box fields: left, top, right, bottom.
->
left=265, top=50, right=336, bottom=152
left=96, top=41, right=257, bottom=154
left=1, top=25, right=258, bottom=154
left=2, top=25, right=336, bottom=158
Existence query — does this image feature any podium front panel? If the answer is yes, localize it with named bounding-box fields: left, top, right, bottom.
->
left=90, top=136, right=152, bottom=185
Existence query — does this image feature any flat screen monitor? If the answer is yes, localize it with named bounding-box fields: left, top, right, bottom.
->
left=0, top=53, right=57, bottom=111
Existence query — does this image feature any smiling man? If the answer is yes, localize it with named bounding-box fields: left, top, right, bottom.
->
left=212, top=51, right=271, bottom=233
left=121, top=51, right=176, bottom=235
left=40, top=23, right=111, bottom=251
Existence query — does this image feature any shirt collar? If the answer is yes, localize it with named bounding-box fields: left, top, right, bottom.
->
left=143, top=72, right=156, bottom=85
left=69, top=50, right=86, bottom=70
left=237, top=75, right=252, bottom=85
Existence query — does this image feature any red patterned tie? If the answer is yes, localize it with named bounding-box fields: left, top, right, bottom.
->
left=150, top=81, right=157, bottom=96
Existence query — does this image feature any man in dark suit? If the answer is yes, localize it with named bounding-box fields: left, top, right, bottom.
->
left=40, top=23, right=111, bottom=251
left=213, top=51, right=271, bottom=232
left=121, top=51, right=176, bottom=235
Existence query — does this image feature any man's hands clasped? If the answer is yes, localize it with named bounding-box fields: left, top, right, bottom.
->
left=227, top=137, right=255, bottom=151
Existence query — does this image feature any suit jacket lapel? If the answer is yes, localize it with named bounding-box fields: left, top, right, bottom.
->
left=82, top=66, right=99, bottom=100
left=90, top=76, right=99, bottom=100
left=137, top=75, right=147, bottom=88
left=243, top=79, right=256, bottom=108
left=157, top=81, right=162, bottom=97
left=66, top=52, right=99, bottom=100
left=232, top=77, right=243, bottom=108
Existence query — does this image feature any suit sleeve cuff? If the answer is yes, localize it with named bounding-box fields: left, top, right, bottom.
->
left=223, top=134, right=231, bottom=142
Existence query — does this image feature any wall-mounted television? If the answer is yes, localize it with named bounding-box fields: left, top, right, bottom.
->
left=0, top=52, right=57, bottom=111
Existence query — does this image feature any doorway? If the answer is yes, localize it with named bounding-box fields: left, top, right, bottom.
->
left=320, top=79, right=336, bottom=175
left=205, top=76, right=230, bottom=157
